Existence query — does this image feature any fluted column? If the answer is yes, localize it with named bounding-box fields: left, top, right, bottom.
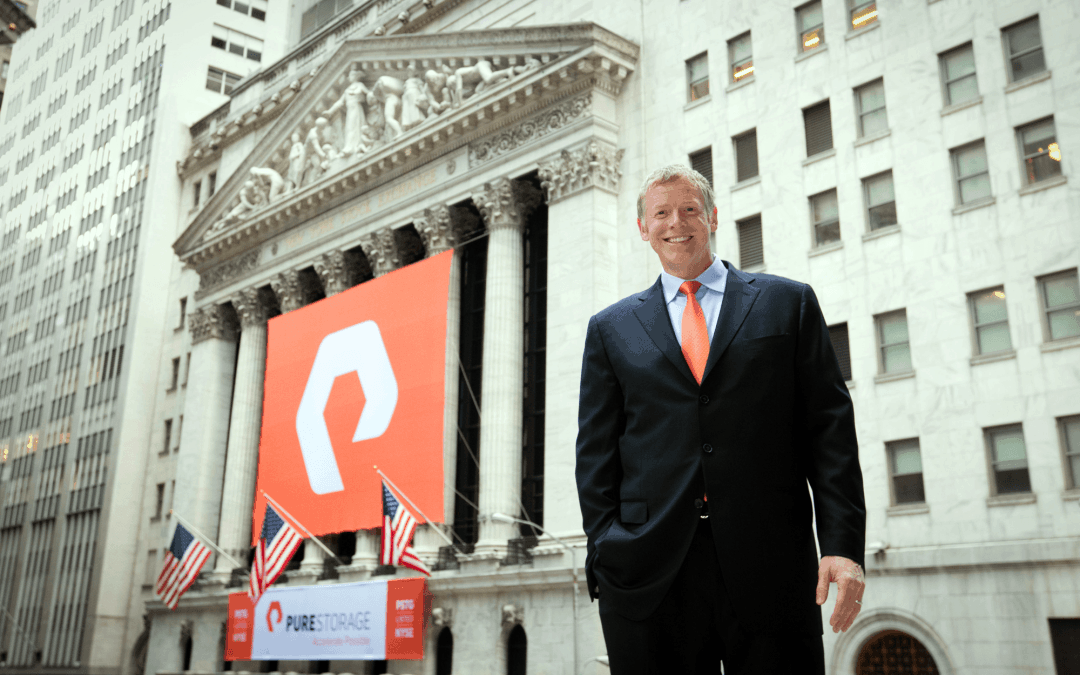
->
left=174, top=305, right=238, bottom=552
left=473, top=178, right=540, bottom=551
left=214, top=288, right=269, bottom=573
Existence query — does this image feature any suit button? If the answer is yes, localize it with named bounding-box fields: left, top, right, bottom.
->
left=694, top=498, right=704, bottom=509
left=699, top=394, right=710, bottom=405
left=702, top=443, right=713, bottom=454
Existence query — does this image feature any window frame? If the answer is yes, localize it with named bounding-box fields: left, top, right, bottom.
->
left=169, top=357, right=180, bottom=391
left=1036, top=269, right=1080, bottom=343
left=855, top=78, right=888, bottom=138
left=733, top=128, right=758, bottom=183
left=1015, top=116, right=1062, bottom=186
left=162, top=418, right=173, bottom=455
left=950, top=140, right=992, bottom=206
left=875, top=309, right=911, bottom=375
left=796, top=1, right=825, bottom=53
left=1059, top=415, right=1080, bottom=491
left=689, top=146, right=713, bottom=188
left=886, top=438, right=925, bottom=506
left=1002, top=15, right=1045, bottom=84
left=984, top=423, right=1031, bottom=496
left=686, top=52, right=710, bottom=102
left=849, top=0, right=878, bottom=31
left=736, top=213, right=763, bottom=269
left=939, top=42, right=979, bottom=107
left=967, top=286, right=1012, bottom=356
left=206, top=66, right=242, bottom=95
left=809, top=188, right=840, bottom=248
left=728, top=31, right=753, bottom=83
left=862, top=170, right=896, bottom=232
left=803, top=100, right=833, bottom=157
left=193, top=180, right=201, bottom=208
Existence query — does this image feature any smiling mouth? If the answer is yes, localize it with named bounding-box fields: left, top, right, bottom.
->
left=665, top=236, right=692, bottom=243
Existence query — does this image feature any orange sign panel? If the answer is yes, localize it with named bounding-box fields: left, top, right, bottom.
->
left=253, top=250, right=453, bottom=542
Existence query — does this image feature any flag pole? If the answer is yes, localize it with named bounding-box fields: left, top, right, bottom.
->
left=374, top=465, right=456, bottom=549
left=168, top=510, right=244, bottom=569
left=259, top=491, right=340, bottom=561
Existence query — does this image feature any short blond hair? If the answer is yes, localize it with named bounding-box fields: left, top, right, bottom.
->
left=636, top=165, right=715, bottom=221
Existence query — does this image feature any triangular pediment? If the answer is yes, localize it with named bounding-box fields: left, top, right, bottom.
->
left=174, top=23, right=638, bottom=269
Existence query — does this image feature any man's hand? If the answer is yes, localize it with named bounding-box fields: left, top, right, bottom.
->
left=816, top=555, right=865, bottom=633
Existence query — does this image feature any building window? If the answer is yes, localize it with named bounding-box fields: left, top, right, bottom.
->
left=210, top=24, right=263, bottom=62
left=154, top=483, right=165, bottom=518
left=1017, top=117, right=1062, bottom=185
left=875, top=309, right=911, bottom=374
left=863, top=171, right=896, bottom=231
left=728, top=32, right=753, bottom=83
left=850, top=0, right=878, bottom=30
left=183, top=352, right=191, bottom=386
left=301, top=0, right=355, bottom=40
left=176, top=416, right=183, bottom=448
left=689, top=147, right=713, bottom=187
left=733, top=130, right=758, bottom=183
left=797, top=1, right=825, bottom=52
left=803, top=100, right=833, bottom=157
left=206, top=66, right=241, bottom=95
left=1003, top=16, right=1045, bottom=83
left=163, top=419, right=173, bottom=453
left=1, top=61, right=9, bottom=80
left=736, top=214, right=763, bottom=269
left=887, top=439, right=925, bottom=505
left=170, top=357, right=180, bottom=390
left=686, top=52, right=709, bottom=102
left=968, top=287, right=1012, bottom=355
left=178, top=297, right=187, bottom=329
left=1049, top=619, right=1080, bottom=675
left=828, top=323, right=851, bottom=381
left=193, top=180, right=201, bottom=207
left=810, top=189, right=840, bottom=247
left=940, top=43, right=978, bottom=106
left=1038, top=269, right=1080, bottom=342
left=985, top=424, right=1031, bottom=495
left=1059, top=416, right=1080, bottom=490
left=217, top=0, right=267, bottom=20
left=855, top=79, right=887, bottom=137
left=208, top=171, right=217, bottom=196
left=950, top=141, right=992, bottom=205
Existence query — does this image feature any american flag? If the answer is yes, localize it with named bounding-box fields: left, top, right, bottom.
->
left=380, top=482, right=430, bottom=576
left=248, top=502, right=303, bottom=605
left=156, top=522, right=212, bottom=610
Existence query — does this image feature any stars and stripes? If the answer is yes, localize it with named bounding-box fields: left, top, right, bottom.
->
left=248, top=503, right=303, bottom=605
left=155, top=522, right=212, bottom=610
left=380, top=482, right=430, bottom=576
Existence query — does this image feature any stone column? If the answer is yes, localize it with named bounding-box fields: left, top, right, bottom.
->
left=538, top=139, right=624, bottom=536
left=173, top=305, right=238, bottom=551
left=472, top=177, right=540, bottom=552
left=214, top=288, right=269, bottom=573
left=313, top=249, right=354, bottom=296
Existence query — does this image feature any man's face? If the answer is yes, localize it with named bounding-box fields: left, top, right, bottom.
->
left=637, top=177, right=718, bottom=279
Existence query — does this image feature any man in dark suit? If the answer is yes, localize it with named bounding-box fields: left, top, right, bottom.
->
left=576, top=165, right=866, bottom=674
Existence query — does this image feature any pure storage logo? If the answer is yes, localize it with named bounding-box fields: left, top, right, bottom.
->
left=253, top=250, right=454, bottom=541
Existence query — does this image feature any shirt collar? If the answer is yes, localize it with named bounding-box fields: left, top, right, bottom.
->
left=661, top=254, right=729, bottom=304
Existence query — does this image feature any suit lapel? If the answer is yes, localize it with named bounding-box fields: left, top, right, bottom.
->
left=701, top=264, right=761, bottom=383
left=632, top=278, right=696, bottom=384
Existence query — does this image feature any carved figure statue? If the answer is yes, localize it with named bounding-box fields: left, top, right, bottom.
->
left=302, top=118, right=330, bottom=185
left=250, top=166, right=287, bottom=202
left=287, top=131, right=305, bottom=191
left=208, top=180, right=258, bottom=236
left=371, top=75, right=405, bottom=139
left=449, top=59, right=515, bottom=107
left=423, top=68, right=452, bottom=115
left=323, top=66, right=370, bottom=156
left=400, top=68, right=429, bottom=131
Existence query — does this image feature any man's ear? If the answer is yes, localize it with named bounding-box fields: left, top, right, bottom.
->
left=637, top=218, right=649, bottom=242
left=709, top=207, right=719, bottom=232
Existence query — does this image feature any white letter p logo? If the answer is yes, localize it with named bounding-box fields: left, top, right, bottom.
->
left=295, top=321, right=398, bottom=494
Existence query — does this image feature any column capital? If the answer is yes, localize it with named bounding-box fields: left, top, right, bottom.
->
left=471, top=177, right=541, bottom=233
left=230, top=287, right=269, bottom=328
left=189, top=304, right=238, bottom=344
left=313, top=250, right=353, bottom=296
left=416, top=205, right=456, bottom=257
left=358, top=228, right=400, bottom=277
left=270, top=269, right=305, bottom=313
left=538, top=138, right=625, bottom=205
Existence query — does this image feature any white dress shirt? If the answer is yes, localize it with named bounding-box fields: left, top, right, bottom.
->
left=660, top=254, right=728, bottom=347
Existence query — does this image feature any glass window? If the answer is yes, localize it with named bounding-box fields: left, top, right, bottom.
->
left=876, top=310, right=911, bottom=374
left=687, top=52, right=709, bottom=102
left=206, top=66, right=224, bottom=93
left=1018, top=118, right=1062, bottom=185
left=798, top=1, right=825, bottom=52
left=689, top=147, right=713, bottom=187
left=810, top=189, right=840, bottom=247
left=1003, top=16, right=1045, bottom=83
left=193, top=180, right=201, bottom=207
left=1, top=61, right=9, bottom=80
left=968, top=287, right=1012, bottom=354
left=1060, top=416, right=1080, bottom=490
left=803, top=100, right=833, bottom=157
left=856, top=79, right=888, bottom=137
left=940, top=43, right=978, bottom=106
left=863, top=171, right=896, bottom=231
left=986, top=425, right=1031, bottom=494
left=216, top=0, right=230, bottom=6
left=850, top=0, right=877, bottom=30
left=234, top=1, right=250, bottom=14
left=208, top=171, right=217, bottom=196
left=729, top=32, right=753, bottom=83
left=224, top=72, right=241, bottom=95
left=734, top=129, right=758, bottom=183
left=737, top=214, right=763, bottom=268
left=887, top=439, right=925, bottom=505
left=828, top=323, right=851, bottom=381
left=1039, top=270, right=1080, bottom=341
left=951, top=141, right=992, bottom=205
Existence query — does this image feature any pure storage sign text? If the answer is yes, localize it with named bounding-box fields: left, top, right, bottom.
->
left=254, top=250, right=453, bottom=540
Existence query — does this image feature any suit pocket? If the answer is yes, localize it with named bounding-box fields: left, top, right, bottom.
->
left=620, top=500, right=648, bottom=524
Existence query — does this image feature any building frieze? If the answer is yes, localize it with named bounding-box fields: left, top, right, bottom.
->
left=195, top=248, right=261, bottom=300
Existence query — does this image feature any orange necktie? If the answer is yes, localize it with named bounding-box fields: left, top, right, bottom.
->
left=679, top=281, right=709, bottom=384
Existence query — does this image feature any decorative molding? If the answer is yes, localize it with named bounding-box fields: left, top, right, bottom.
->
left=189, top=305, right=239, bottom=344
left=471, top=177, right=542, bottom=232
left=196, top=248, right=261, bottom=299
left=538, top=137, right=624, bottom=204
left=416, top=204, right=456, bottom=256
left=313, top=249, right=353, bottom=296
left=469, top=93, right=592, bottom=167
left=270, top=269, right=305, bottom=313
left=230, top=287, right=269, bottom=328
left=358, top=228, right=401, bottom=277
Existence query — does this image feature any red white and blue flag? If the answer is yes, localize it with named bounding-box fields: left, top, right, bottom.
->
left=156, top=522, right=212, bottom=610
left=249, top=503, right=303, bottom=605
left=380, top=482, right=430, bottom=576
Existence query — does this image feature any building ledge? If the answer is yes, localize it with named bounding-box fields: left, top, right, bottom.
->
left=854, top=128, right=891, bottom=148
left=1041, top=335, right=1080, bottom=354
left=808, top=240, right=843, bottom=258
left=970, top=349, right=1015, bottom=366
left=941, top=95, right=983, bottom=117
left=1062, top=489, right=1080, bottom=502
left=846, top=21, right=881, bottom=41
left=683, top=95, right=711, bottom=112
left=1019, top=174, right=1066, bottom=196
left=874, top=370, right=915, bottom=384
left=725, top=76, right=755, bottom=93
left=887, top=503, right=929, bottom=517
left=1005, top=69, right=1051, bottom=94
left=802, top=147, right=836, bottom=167
left=987, top=492, right=1037, bottom=507
left=795, top=44, right=828, bottom=63
left=952, top=196, right=995, bottom=215
left=862, top=224, right=900, bottom=242
left=730, top=176, right=761, bottom=193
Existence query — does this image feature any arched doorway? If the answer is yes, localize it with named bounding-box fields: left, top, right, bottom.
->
left=857, top=630, right=940, bottom=674
left=507, top=625, right=527, bottom=675
left=436, top=626, right=453, bottom=675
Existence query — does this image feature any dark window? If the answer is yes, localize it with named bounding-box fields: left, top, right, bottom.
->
left=508, top=625, right=527, bottom=675
left=734, top=130, right=758, bottom=182
left=828, top=323, right=851, bottom=381
left=193, top=180, right=201, bottom=206
left=163, top=418, right=173, bottom=453
left=887, top=439, right=925, bottom=505
left=454, top=234, right=487, bottom=548
left=736, top=214, right=763, bottom=268
left=208, top=171, right=217, bottom=196
left=521, top=191, right=547, bottom=534
left=689, top=147, right=713, bottom=187
left=1003, top=16, right=1045, bottom=83
left=179, top=297, right=187, bottom=328
left=154, top=483, right=165, bottom=518
left=856, top=630, right=940, bottom=674
left=986, top=424, right=1031, bottom=495
left=803, top=100, right=833, bottom=157
left=437, top=627, right=454, bottom=675
left=210, top=36, right=226, bottom=49
left=170, top=357, right=180, bottom=390
left=1049, top=619, right=1080, bottom=675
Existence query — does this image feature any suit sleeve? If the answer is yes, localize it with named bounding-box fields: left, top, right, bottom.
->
left=794, top=284, right=867, bottom=568
left=575, top=315, right=625, bottom=597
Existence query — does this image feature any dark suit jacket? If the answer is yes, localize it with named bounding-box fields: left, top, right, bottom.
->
left=575, top=262, right=865, bottom=635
